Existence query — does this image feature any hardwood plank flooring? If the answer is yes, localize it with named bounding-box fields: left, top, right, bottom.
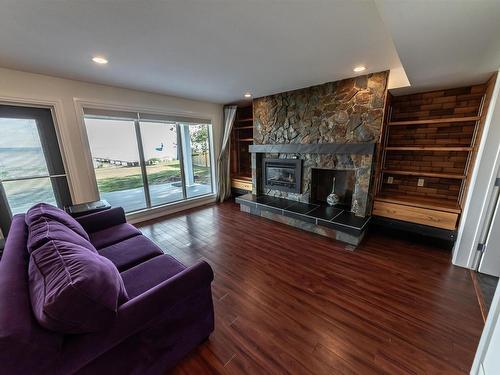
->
left=137, top=201, right=484, bottom=374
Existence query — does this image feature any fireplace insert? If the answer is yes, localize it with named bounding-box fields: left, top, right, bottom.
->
left=262, top=158, right=302, bottom=193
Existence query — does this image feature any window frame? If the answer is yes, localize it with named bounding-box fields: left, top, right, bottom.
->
left=82, top=106, right=215, bottom=213
left=0, top=104, right=72, bottom=235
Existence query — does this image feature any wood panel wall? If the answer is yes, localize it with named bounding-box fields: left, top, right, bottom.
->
left=390, top=85, right=486, bottom=121
left=379, top=84, right=487, bottom=208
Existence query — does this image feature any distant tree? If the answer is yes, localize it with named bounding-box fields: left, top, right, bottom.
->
left=190, top=126, right=209, bottom=166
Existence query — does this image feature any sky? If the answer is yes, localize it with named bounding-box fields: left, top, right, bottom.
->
left=84, top=118, right=179, bottom=162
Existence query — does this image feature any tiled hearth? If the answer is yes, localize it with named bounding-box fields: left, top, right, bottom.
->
left=236, top=193, right=370, bottom=248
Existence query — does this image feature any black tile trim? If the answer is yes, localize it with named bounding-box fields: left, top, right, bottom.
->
left=236, top=194, right=370, bottom=234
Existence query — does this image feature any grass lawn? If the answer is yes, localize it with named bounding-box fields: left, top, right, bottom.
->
left=95, top=161, right=210, bottom=192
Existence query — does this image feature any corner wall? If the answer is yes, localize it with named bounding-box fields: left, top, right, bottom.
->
left=0, top=67, right=223, bottom=204
left=453, top=70, right=500, bottom=269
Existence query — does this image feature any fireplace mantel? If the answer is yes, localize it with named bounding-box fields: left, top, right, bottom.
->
left=249, top=143, right=375, bottom=155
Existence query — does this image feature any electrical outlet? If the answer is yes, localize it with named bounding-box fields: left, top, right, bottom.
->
left=417, top=178, right=425, bottom=187
left=387, top=176, right=394, bottom=184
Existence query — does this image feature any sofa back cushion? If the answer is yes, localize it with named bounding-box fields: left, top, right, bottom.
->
left=27, top=217, right=97, bottom=254
left=26, top=203, right=89, bottom=241
left=29, top=239, right=128, bottom=334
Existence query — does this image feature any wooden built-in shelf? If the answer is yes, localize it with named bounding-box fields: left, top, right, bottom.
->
left=388, top=116, right=480, bottom=126
left=385, top=146, right=472, bottom=152
left=231, top=104, right=253, bottom=184
left=373, top=78, right=497, bottom=232
left=382, top=170, right=466, bottom=180
left=375, top=193, right=461, bottom=214
left=231, top=176, right=252, bottom=192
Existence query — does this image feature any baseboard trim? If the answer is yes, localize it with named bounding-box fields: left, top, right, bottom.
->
left=470, top=270, right=488, bottom=322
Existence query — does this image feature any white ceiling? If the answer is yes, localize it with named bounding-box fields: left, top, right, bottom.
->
left=0, top=1, right=498, bottom=103
left=376, top=0, right=500, bottom=94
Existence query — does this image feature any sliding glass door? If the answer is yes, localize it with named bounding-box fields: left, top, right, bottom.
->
left=84, top=117, right=146, bottom=212
left=139, top=121, right=183, bottom=206
left=84, top=109, right=213, bottom=213
left=0, top=105, right=72, bottom=236
left=180, top=124, right=213, bottom=199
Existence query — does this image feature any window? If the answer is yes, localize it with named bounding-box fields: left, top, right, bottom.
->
left=0, top=105, right=72, bottom=236
left=84, top=117, right=146, bottom=213
left=139, top=121, right=183, bottom=206
left=83, top=109, right=214, bottom=213
left=180, top=123, right=213, bottom=199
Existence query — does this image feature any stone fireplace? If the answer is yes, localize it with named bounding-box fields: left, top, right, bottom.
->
left=236, top=71, right=389, bottom=248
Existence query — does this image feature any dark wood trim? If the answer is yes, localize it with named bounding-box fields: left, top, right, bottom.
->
left=382, top=170, right=466, bottom=180
left=470, top=270, right=488, bottom=322
left=388, top=116, right=480, bottom=126
left=385, top=146, right=472, bottom=152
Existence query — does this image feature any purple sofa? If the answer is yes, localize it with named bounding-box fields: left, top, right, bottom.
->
left=0, top=205, right=214, bottom=374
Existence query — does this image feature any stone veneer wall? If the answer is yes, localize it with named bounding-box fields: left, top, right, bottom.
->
left=252, top=71, right=389, bottom=217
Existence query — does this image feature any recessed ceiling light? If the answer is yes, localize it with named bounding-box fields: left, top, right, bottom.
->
left=353, top=66, right=366, bottom=72
left=92, top=56, right=108, bottom=65
left=244, top=92, right=252, bottom=98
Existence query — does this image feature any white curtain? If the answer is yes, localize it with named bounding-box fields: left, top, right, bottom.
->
left=216, top=105, right=237, bottom=202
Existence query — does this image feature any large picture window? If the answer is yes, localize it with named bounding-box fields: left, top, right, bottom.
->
left=83, top=109, right=213, bottom=213
left=0, top=105, right=72, bottom=237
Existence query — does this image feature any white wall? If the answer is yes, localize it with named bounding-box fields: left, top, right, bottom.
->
left=453, top=69, right=500, bottom=269
left=0, top=67, right=223, bottom=204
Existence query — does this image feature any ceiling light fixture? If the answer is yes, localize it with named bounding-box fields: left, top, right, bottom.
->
left=353, top=66, right=366, bottom=72
left=92, top=56, right=108, bottom=65
left=244, top=92, right=252, bottom=98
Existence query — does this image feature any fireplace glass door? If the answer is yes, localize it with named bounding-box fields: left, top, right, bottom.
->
left=263, top=159, right=302, bottom=193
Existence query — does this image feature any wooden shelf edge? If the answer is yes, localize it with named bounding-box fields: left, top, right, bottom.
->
left=385, top=146, right=472, bottom=152
left=382, top=170, right=465, bottom=179
left=239, top=138, right=254, bottom=142
left=374, top=195, right=462, bottom=214
left=388, top=116, right=480, bottom=126
left=232, top=175, right=252, bottom=182
left=235, top=126, right=253, bottom=130
left=237, top=117, right=254, bottom=122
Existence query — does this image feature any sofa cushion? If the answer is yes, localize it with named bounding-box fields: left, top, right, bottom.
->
left=27, top=217, right=97, bottom=254
left=29, top=240, right=129, bottom=334
left=26, top=203, right=89, bottom=241
left=89, top=223, right=141, bottom=249
left=98, top=235, right=163, bottom=272
left=121, top=255, right=186, bottom=299
left=0, top=215, right=64, bottom=374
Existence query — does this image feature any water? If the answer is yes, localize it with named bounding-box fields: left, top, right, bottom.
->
left=0, top=147, right=48, bottom=181
left=0, top=148, right=56, bottom=214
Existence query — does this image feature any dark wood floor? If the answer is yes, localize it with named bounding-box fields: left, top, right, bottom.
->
left=137, top=201, right=484, bottom=375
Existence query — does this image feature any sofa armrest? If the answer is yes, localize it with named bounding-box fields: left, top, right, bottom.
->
left=60, top=261, right=214, bottom=372
left=75, top=207, right=126, bottom=233
left=120, top=260, right=214, bottom=316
